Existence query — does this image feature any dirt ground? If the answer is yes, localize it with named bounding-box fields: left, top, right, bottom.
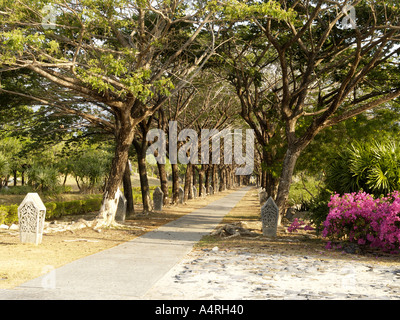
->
left=196, top=188, right=400, bottom=267
left=2, top=187, right=400, bottom=291
left=0, top=189, right=236, bottom=289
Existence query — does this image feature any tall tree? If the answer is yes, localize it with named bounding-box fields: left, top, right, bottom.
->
left=218, top=24, right=286, bottom=196
left=152, top=86, right=196, bottom=203
left=0, top=0, right=221, bottom=227
left=132, top=118, right=153, bottom=213
left=0, top=0, right=301, bottom=226
left=218, top=0, right=400, bottom=220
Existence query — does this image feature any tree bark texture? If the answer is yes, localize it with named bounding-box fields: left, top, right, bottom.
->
left=95, top=117, right=135, bottom=227
left=198, top=167, right=205, bottom=196
left=133, top=138, right=153, bottom=214
left=204, top=166, right=210, bottom=194
left=171, top=163, right=179, bottom=204
left=184, top=164, right=192, bottom=201
left=123, top=159, right=135, bottom=218
left=212, top=165, right=217, bottom=192
left=275, top=147, right=301, bottom=225
left=157, top=162, right=169, bottom=205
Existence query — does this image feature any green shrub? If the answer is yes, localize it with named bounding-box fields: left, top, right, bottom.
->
left=132, top=193, right=142, bottom=204
left=326, top=139, right=400, bottom=198
left=304, top=188, right=333, bottom=234
left=27, top=164, right=61, bottom=194
left=0, top=153, right=9, bottom=184
left=1, top=195, right=105, bottom=224
left=0, top=207, right=7, bottom=225
left=0, top=185, right=35, bottom=195
left=63, top=200, right=82, bottom=215
left=4, top=205, right=18, bottom=224
left=0, top=204, right=18, bottom=225
left=45, top=202, right=57, bottom=219
left=80, top=198, right=102, bottom=213
left=71, top=149, right=111, bottom=193
left=53, top=201, right=66, bottom=218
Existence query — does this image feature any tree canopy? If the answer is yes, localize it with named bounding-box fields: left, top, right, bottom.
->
left=1, top=0, right=400, bottom=225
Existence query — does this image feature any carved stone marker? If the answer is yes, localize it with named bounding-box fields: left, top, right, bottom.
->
left=18, top=193, right=47, bottom=245
left=259, top=190, right=268, bottom=206
left=178, top=186, right=184, bottom=204
left=115, top=188, right=127, bottom=222
left=261, top=197, right=279, bottom=237
left=192, top=186, right=197, bottom=199
left=209, top=186, right=214, bottom=195
left=153, top=187, right=163, bottom=211
left=202, top=185, right=207, bottom=198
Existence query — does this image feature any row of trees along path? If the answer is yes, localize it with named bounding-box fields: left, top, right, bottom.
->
left=1, top=1, right=400, bottom=227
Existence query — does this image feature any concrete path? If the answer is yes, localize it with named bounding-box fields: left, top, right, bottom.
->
left=0, top=187, right=250, bottom=300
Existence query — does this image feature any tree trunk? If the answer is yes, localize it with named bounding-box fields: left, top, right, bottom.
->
left=275, top=147, right=301, bottom=225
left=198, top=167, right=205, bottom=196
left=192, top=166, right=197, bottom=191
left=157, top=162, right=169, bottom=205
left=204, top=165, right=210, bottom=194
left=218, top=166, right=224, bottom=192
left=62, top=173, right=68, bottom=187
left=263, top=148, right=279, bottom=198
left=13, top=170, right=17, bottom=187
left=133, top=139, right=153, bottom=214
left=184, top=164, right=192, bottom=201
left=171, top=163, right=179, bottom=204
left=212, top=165, right=217, bottom=192
left=75, top=176, right=81, bottom=191
left=123, top=159, right=135, bottom=218
left=226, top=167, right=231, bottom=189
left=95, top=121, right=135, bottom=228
left=261, top=169, right=267, bottom=189
left=266, top=172, right=279, bottom=199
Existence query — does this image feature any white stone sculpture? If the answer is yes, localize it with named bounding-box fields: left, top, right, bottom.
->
left=18, top=193, right=47, bottom=245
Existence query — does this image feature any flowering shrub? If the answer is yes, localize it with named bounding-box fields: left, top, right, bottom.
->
left=322, top=191, right=400, bottom=253
left=287, top=218, right=314, bottom=233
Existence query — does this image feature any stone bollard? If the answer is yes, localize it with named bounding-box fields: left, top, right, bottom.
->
left=261, top=197, right=279, bottom=237
left=18, top=193, right=47, bottom=245
left=178, top=186, right=184, bottom=204
left=153, top=187, right=164, bottom=211
left=202, top=185, right=207, bottom=198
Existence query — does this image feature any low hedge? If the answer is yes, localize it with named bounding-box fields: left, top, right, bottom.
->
left=0, top=196, right=103, bottom=225
left=0, top=204, right=18, bottom=225
left=0, top=186, right=174, bottom=225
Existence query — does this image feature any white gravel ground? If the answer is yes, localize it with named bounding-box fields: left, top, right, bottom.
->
left=144, top=248, right=400, bottom=300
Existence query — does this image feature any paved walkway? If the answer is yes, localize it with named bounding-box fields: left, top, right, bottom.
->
left=0, top=187, right=250, bottom=300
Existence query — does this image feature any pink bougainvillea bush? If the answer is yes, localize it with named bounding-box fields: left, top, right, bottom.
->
left=287, top=218, right=314, bottom=233
left=322, top=191, right=400, bottom=253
